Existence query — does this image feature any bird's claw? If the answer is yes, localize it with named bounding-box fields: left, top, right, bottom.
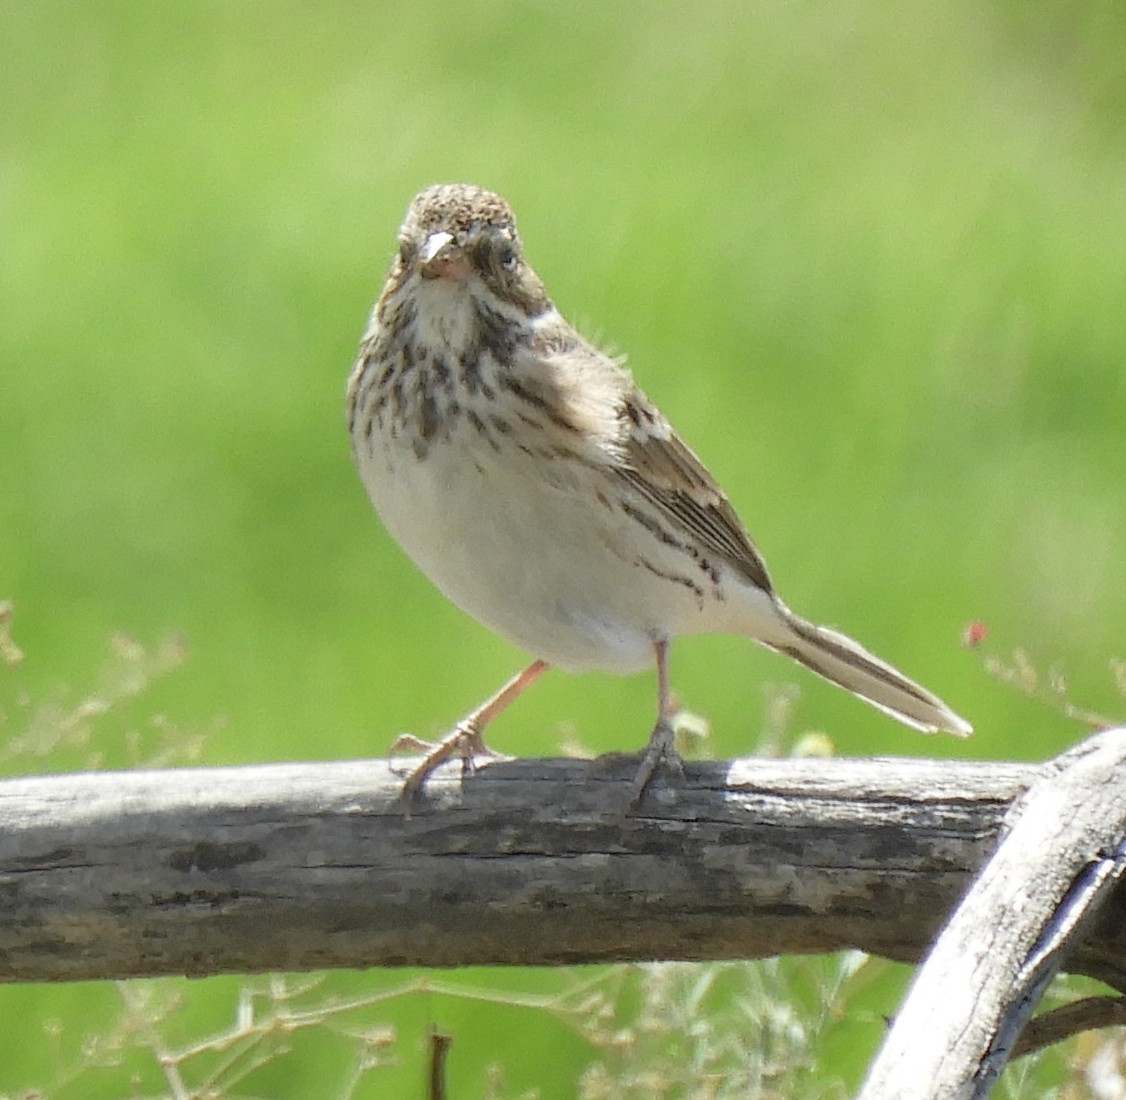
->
left=393, top=722, right=503, bottom=809
left=629, top=717, right=685, bottom=806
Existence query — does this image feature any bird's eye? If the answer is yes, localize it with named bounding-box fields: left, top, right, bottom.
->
left=497, top=245, right=518, bottom=270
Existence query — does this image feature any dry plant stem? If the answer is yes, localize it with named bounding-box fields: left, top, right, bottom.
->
left=858, top=726, right=1126, bottom=1100
left=397, top=659, right=548, bottom=801
left=427, top=1028, right=452, bottom=1100
left=0, top=600, right=23, bottom=666
left=980, top=647, right=1119, bottom=729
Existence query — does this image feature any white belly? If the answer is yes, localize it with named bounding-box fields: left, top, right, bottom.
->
left=355, top=428, right=766, bottom=673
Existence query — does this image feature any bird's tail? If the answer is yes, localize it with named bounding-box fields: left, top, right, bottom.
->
left=763, top=606, right=972, bottom=736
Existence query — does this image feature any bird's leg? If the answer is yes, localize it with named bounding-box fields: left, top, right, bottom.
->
left=629, top=638, right=685, bottom=804
left=396, top=659, right=549, bottom=803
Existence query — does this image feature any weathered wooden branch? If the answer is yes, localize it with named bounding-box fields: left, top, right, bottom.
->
left=1, top=744, right=1125, bottom=999
left=860, top=727, right=1126, bottom=1099
left=1013, top=996, right=1126, bottom=1058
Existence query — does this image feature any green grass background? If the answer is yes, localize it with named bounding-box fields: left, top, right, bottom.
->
left=2, top=1, right=1125, bottom=1095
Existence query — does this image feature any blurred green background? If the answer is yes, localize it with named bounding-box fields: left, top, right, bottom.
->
left=2, top=1, right=1125, bottom=1095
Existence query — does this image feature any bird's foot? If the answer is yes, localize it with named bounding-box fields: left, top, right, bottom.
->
left=389, top=723, right=504, bottom=808
left=628, top=717, right=685, bottom=806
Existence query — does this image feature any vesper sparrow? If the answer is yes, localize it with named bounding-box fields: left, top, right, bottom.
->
left=347, top=183, right=971, bottom=800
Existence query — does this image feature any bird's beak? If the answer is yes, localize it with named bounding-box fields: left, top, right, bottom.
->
left=418, top=231, right=471, bottom=281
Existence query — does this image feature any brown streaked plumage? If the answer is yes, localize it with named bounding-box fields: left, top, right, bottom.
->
left=347, top=183, right=971, bottom=801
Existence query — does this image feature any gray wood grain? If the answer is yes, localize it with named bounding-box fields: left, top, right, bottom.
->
left=860, top=728, right=1126, bottom=1099
left=0, top=752, right=1122, bottom=986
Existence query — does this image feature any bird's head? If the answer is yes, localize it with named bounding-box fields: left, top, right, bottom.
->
left=390, top=183, right=550, bottom=317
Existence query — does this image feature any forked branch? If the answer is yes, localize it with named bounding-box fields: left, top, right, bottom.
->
left=860, top=727, right=1126, bottom=1099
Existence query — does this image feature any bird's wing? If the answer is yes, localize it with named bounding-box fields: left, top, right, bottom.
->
left=616, top=389, right=774, bottom=593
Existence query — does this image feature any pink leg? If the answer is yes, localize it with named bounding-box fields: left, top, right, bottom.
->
left=400, top=660, right=549, bottom=801
left=630, top=638, right=685, bottom=804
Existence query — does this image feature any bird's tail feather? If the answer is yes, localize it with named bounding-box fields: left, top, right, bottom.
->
left=764, top=607, right=972, bottom=736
